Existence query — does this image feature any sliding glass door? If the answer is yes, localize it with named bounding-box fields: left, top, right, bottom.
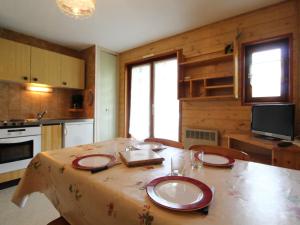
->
left=128, top=56, right=179, bottom=141
left=129, top=64, right=151, bottom=140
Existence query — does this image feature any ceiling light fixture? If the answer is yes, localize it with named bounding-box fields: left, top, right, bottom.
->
left=56, top=0, right=96, bottom=19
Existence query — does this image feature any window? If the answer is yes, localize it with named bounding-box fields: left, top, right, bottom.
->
left=127, top=55, right=179, bottom=141
left=243, top=35, right=291, bottom=104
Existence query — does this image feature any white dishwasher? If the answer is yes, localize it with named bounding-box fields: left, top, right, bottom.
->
left=63, top=121, right=94, bottom=148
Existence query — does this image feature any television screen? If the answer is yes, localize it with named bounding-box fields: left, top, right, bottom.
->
left=251, top=104, right=295, bottom=141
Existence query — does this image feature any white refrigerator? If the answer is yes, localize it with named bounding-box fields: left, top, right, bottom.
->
left=63, top=121, right=94, bottom=148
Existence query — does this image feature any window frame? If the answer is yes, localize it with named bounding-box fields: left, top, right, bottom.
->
left=125, top=51, right=180, bottom=140
left=241, top=34, right=293, bottom=105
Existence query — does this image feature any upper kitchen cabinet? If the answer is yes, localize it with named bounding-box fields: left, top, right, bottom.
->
left=31, top=47, right=61, bottom=86
left=60, top=55, right=85, bottom=89
left=0, top=38, right=30, bottom=83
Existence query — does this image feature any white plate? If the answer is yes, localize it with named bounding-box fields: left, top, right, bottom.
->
left=134, top=142, right=165, bottom=151
left=78, top=156, right=111, bottom=167
left=203, top=154, right=229, bottom=165
left=146, top=176, right=213, bottom=211
left=154, top=180, right=203, bottom=205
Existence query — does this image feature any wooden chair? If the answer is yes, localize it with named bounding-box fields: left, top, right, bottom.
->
left=189, top=145, right=250, bottom=161
left=48, top=217, right=70, bottom=225
left=144, top=138, right=184, bottom=149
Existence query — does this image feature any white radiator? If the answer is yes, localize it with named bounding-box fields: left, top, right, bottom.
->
left=184, top=128, right=218, bottom=149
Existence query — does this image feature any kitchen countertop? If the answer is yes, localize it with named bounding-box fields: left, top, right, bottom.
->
left=31, top=118, right=94, bottom=126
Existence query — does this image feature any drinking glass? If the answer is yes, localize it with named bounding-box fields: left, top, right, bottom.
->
left=197, top=151, right=204, bottom=169
left=190, top=150, right=198, bottom=169
left=190, top=150, right=204, bottom=169
left=171, top=156, right=185, bottom=176
left=125, top=137, right=138, bottom=151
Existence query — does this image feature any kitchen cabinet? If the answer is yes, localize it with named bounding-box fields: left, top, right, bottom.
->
left=0, top=37, right=85, bottom=90
left=61, top=55, right=85, bottom=89
left=41, top=124, right=63, bottom=151
left=31, top=47, right=61, bottom=86
left=0, top=38, right=30, bottom=83
left=0, top=169, right=25, bottom=183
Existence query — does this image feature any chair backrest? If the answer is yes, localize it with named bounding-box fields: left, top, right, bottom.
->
left=144, top=138, right=184, bottom=149
left=189, top=145, right=250, bottom=161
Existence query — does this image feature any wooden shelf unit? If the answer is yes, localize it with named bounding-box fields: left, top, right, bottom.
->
left=180, top=95, right=235, bottom=101
left=179, top=53, right=233, bottom=67
left=178, top=41, right=239, bottom=101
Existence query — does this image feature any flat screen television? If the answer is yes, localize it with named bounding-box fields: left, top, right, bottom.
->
left=251, top=104, right=295, bottom=141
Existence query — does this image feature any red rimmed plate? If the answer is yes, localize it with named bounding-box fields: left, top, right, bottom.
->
left=72, top=154, right=116, bottom=170
left=146, top=176, right=213, bottom=211
left=195, top=152, right=235, bottom=167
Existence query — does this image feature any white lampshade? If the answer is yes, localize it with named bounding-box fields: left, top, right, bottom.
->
left=56, top=0, right=96, bottom=18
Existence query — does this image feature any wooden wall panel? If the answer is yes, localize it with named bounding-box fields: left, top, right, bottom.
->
left=118, top=1, right=299, bottom=145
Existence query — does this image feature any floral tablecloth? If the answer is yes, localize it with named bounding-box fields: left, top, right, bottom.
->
left=12, top=138, right=300, bottom=225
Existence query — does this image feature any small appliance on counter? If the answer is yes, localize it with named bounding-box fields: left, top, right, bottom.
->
left=71, top=95, right=84, bottom=109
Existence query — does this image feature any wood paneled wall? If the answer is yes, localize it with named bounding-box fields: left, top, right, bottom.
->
left=118, top=0, right=299, bottom=145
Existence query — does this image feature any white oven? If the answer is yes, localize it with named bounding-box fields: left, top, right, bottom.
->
left=0, top=126, right=41, bottom=174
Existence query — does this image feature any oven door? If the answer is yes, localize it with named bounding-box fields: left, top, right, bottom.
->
left=0, top=135, right=41, bottom=173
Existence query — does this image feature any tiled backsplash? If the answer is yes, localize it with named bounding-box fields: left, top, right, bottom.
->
left=0, top=82, right=81, bottom=120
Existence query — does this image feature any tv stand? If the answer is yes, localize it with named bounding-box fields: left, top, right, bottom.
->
left=227, top=133, right=300, bottom=170
left=252, top=134, right=281, bottom=141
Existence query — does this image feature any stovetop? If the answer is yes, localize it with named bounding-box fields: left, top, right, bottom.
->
left=0, top=119, right=40, bottom=129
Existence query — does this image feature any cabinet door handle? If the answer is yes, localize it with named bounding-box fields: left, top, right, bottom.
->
left=62, top=81, right=67, bottom=85
left=22, top=76, right=28, bottom=81
left=33, top=77, right=38, bottom=82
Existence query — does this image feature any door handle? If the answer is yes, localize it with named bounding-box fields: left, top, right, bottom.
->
left=7, top=129, right=26, bottom=133
left=22, top=76, right=28, bottom=81
left=64, top=127, right=68, bottom=136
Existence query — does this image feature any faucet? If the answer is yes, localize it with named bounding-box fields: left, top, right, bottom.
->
left=37, top=110, right=47, bottom=120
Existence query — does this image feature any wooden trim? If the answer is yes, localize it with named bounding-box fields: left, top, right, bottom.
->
left=125, top=50, right=178, bottom=67
left=179, top=101, right=182, bottom=142
left=241, top=33, right=293, bottom=105
left=125, top=65, right=132, bottom=138
left=150, top=63, right=154, bottom=137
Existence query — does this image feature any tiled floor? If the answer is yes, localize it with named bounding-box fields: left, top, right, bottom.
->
left=0, top=186, right=59, bottom=225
